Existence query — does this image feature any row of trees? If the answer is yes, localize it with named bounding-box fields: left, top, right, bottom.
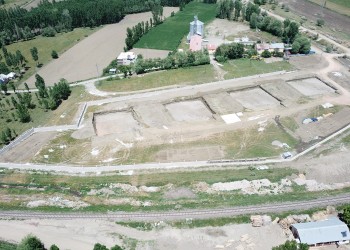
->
left=134, top=50, right=210, bottom=74
left=1, top=47, right=26, bottom=72
left=0, top=0, right=188, bottom=47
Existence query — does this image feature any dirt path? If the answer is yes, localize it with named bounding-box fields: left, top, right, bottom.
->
left=25, top=8, right=178, bottom=87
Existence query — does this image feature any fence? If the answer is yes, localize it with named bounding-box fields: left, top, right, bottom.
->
left=0, top=127, right=35, bottom=155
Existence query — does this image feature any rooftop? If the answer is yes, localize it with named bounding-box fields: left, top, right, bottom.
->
left=292, top=218, right=350, bottom=245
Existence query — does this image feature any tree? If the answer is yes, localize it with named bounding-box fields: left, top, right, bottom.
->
left=341, top=205, right=350, bottom=227
left=35, top=74, right=47, bottom=98
left=9, top=82, right=16, bottom=93
left=292, top=36, right=311, bottom=54
left=234, top=0, right=242, bottom=20
left=1, top=83, right=7, bottom=95
left=272, top=240, right=309, bottom=250
left=111, top=245, right=123, bottom=250
left=51, top=50, right=58, bottom=59
left=93, top=243, right=109, bottom=250
left=16, top=103, right=31, bottom=122
left=17, top=235, right=45, bottom=250
left=50, top=244, right=60, bottom=250
left=249, top=12, right=258, bottom=29
left=24, top=82, right=30, bottom=92
left=30, top=47, right=39, bottom=66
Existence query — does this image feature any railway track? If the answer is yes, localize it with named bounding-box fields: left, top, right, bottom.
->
left=1, top=194, right=349, bottom=221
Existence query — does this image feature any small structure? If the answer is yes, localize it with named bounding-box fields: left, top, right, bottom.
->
left=117, top=52, right=137, bottom=65
left=109, top=68, right=117, bottom=74
left=282, top=152, right=292, bottom=159
left=207, top=44, right=217, bottom=54
left=291, top=218, right=350, bottom=246
left=190, top=34, right=202, bottom=51
left=187, top=16, right=204, bottom=42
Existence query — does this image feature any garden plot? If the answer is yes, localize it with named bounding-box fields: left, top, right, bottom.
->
left=229, top=88, right=281, bottom=111
left=165, top=100, right=214, bottom=122
left=259, top=79, right=303, bottom=106
left=94, top=111, right=141, bottom=137
left=286, top=78, right=336, bottom=97
left=133, top=103, right=172, bottom=128
left=203, top=92, right=244, bottom=115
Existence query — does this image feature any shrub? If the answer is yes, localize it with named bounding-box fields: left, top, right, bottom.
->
left=261, top=50, right=271, bottom=58
left=51, top=50, right=58, bottom=59
left=41, top=26, right=56, bottom=37
left=316, top=19, right=325, bottom=27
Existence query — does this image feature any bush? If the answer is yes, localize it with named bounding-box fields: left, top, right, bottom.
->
left=51, top=50, right=58, bottom=59
left=41, top=26, right=56, bottom=37
left=261, top=50, right=271, bottom=58
left=316, top=19, right=325, bottom=27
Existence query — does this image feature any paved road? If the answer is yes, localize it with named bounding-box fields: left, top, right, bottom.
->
left=0, top=194, right=349, bottom=221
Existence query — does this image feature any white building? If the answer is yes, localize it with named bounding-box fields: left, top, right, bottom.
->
left=117, top=52, right=137, bottom=65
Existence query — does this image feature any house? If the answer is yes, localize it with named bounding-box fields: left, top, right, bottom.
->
left=256, top=43, right=271, bottom=54
left=187, top=16, right=204, bottom=42
left=117, top=52, right=137, bottom=65
left=190, top=34, right=203, bottom=51
left=0, top=74, right=8, bottom=84
left=256, top=43, right=285, bottom=54
left=270, top=43, right=285, bottom=53
left=291, top=218, right=350, bottom=246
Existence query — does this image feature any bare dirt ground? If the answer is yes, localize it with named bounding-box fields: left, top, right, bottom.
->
left=205, top=19, right=250, bottom=46
left=0, top=219, right=287, bottom=250
left=229, top=88, right=281, bottom=111
left=286, top=77, right=336, bottom=96
left=0, top=132, right=56, bottom=163
left=131, top=48, right=170, bottom=59
left=25, top=8, right=178, bottom=87
left=279, top=0, right=350, bottom=36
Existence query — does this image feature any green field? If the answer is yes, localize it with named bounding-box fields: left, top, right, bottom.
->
left=96, top=64, right=216, bottom=92
left=1, top=27, right=98, bottom=85
left=307, top=0, right=350, bottom=16
left=222, top=59, right=294, bottom=80
left=135, top=2, right=217, bottom=51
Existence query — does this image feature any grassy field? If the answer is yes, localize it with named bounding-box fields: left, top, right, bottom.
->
left=96, top=64, right=216, bottom=92
left=1, top=27, right=99, bottom=86
left=135, top=2, right=217, bottom=50
left=222, top=59, right=294, bottom=80
left=307, top=0, right=350, bottom=16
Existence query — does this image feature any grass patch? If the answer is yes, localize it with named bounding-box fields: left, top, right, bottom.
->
left=306, top=0, right=350, bottom=16
left=135, top=2, right=217, bottom=50
left=171, top=216, right=251, bottom=228
left=2, top=27, right=99, bottom=85
left=307, top=105, right=342, bottom=118
left=96, top=64, right=216, bottom=92
left=222, top=59, right=294, bottom=80
left=280, top=116, right=299, bottom=132
left=116, top=221, right=154, bottom=231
